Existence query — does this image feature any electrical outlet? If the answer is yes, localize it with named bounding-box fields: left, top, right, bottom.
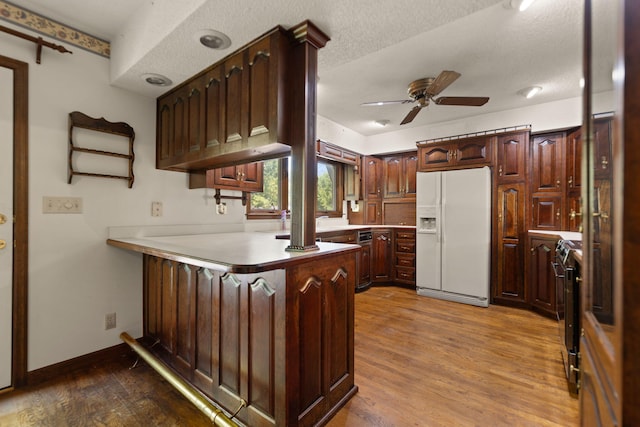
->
left=105, top=312, right=116, bottom=330
left=217, top=202, right=227, bottom=215
left=151, top=201, right=162, bottom=217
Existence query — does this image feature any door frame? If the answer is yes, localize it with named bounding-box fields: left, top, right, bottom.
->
left=1, top=54, right=28, bottom=388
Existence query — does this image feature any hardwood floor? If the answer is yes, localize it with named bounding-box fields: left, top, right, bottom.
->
left=0, top=286, right=578, bottom=426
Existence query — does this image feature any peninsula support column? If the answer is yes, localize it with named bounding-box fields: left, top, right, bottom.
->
left=286, top=21, right=330, bottom=252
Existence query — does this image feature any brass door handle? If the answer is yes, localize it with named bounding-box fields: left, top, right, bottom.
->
left=601, top=156, right=609, bottom=169
left=568, top=176, right=573, bottom=186
left=0, top=240, right=6, bottom=250
left=498, top=165, right=503, bottom=176
left=0, top=213, right=5, bottom=224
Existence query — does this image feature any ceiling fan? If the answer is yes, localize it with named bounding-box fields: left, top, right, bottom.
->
left=361, top=70, right=489, bottom=125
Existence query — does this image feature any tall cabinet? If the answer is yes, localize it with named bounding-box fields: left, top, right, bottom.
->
left=492, top=131, right=529, bottom=307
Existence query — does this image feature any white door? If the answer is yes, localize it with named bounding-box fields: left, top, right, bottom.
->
left=441, top=167, right=491, bottom=303
left=0, top=65, right=14, bottom=389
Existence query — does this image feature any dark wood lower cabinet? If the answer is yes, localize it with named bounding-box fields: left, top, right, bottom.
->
left=527, top=236, right=558, bottom=318
left=143, top=250, right=358, bottom=426
left=371, top=230, right=392, bottom=282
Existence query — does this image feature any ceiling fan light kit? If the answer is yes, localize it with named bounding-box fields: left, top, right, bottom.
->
left=361, top=70, right=490, bottom=125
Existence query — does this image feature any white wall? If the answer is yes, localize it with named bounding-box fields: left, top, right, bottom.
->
left=318, top=91, right=615, bottom=156
left=2, top=24, right=250, bottom=371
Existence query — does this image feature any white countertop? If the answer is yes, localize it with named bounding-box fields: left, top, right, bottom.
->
left=107, top=232, right=360, bottom=273
left=528, top=230, right=582, bottom=241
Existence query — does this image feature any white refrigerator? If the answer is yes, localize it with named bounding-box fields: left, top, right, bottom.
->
left=416, top=166, right=491, bottom=307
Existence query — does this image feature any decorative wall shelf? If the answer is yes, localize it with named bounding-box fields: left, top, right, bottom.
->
left=68, top=111, right=135, bottom=188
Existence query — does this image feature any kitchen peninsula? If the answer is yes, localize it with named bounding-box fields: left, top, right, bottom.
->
left=108, top=232, right=359, bottom=426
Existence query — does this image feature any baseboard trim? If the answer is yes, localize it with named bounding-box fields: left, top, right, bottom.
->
left=26, top=343, right=131, bottom=387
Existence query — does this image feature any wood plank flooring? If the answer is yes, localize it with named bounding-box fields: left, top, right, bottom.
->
left=0, top=286, right=578, bottom=426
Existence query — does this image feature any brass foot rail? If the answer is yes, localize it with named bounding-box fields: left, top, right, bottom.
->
left=120, top=332, right=241, bottom=427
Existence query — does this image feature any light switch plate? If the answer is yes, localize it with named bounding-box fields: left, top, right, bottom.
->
left=43, top=196, right=82, bottom=214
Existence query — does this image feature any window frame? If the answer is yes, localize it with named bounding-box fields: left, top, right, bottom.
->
left=246, top=157, right=289, bottom=220
left=316, top=158, right=344, bottom=218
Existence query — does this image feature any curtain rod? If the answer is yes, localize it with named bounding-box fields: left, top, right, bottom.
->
left=0, top=24, right=72, bottom=64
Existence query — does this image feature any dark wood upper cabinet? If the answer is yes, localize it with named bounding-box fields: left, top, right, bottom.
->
left=531, top=133, right=565, bottom=194
left=496, top=132, right=528, bottom=183
left=382, top=152, right=417, bottom=199
left=417, top=136, right=491, bottom=172
left=593, top=117, right=612, bottom=179
left=363, top=156, right=382, bottom=200
left=188, top=162, right=263, bottom=192
left=156, top=26, right=291, bottom=172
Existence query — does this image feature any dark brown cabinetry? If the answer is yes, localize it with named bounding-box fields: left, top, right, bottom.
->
left=382, top=152, right=418, bottom=198
left=417, top=136, right=492, bottom=171
left=358, top=241, right=371, bottom=289
left=189, top=162, right=263, bottom=191
left=565, top=127, right=583, bottom=231
left=393, top=229, right=416, bottom=286
left=362, top=156, right=383, bottom=200
left=530, top=132, right=566, bottom=230
left=492, top=131, right=529, bottom=308
left=371, top=229, right=392, bottom=282
left=527, top=236, right=558, bottom=318
left=156, top=27, right=291, bottom=172
left=493, top=183, right=527, bottom=306
left=142, top=248, right=357, bottom=427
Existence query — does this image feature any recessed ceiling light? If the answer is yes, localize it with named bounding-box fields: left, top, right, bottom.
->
left=374, top=120, right=389, bottom=127
left=141, top=73, right=172, bottom=86
left=505, top=0, right=536, bottom=11
left=518, top=86, right=542, bottom=99
left=195, top=30, right=231, bottom=50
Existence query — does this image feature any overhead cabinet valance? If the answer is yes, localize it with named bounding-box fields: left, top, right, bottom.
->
left=156, top=26, right=292, bottom=172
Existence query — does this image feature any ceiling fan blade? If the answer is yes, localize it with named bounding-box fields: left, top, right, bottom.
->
left=434, top=96, right=489, bottom=106
left=400, top=106, right=422, bottom=125
left=426, top=70, right=461, bottom=96
left=361, top=99, right=414, bottom=106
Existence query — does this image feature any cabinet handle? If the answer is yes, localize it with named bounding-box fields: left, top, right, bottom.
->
left=498, top=165, right=503, bottom=176
left=556, top=179, right=561, bottom=188
left=601, top=156, right=608, bottom=169
left=556, top=209, right=561, bottom=219
left=569, top=209, right=583, bottom=220
left=568, top=175, right=573, bottom=186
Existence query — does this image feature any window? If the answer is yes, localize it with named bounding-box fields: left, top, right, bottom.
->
left=247, top=158, right=289, bottom=219
left=316, top=159, right=343, bottom=217
left=247, top=157, right=343, bottom=219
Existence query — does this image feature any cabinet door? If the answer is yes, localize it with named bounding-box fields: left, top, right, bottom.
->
left=494, top=183, right=526, bottom=304
left=496, top=132, right=527, bottom=183
left=383, top=156, right=403, bottom=198
left=531, top=196, right=563, bottom=230
left=156, top=98, right=172, bottom=168
left=201, top=162, right=263, bottom=192
left=239, top=162, right=263, bottom=192
left=529, top=237, right=557, bottom=317
left=363, top=200, right=382, bottom=225
left=531, top=133, right=564, bottom=193
left=418, top=144, right=454, bottom=170
left=363, top=156, right=382, bottom=199
left=343, top=163, right=360, bottom=200
left=204, top=65, right=224, bottom=149
left=247, top=36, right=277, bottom=145
left=371, top=230, right=392, bottom=281
left=224, top=51, right=247, bottom=144
left=566, top=192, right=583, bottom=232
left=358, top=243, right=371, bottom=287
left=455, top=136, right=491, bottom=167
left=403, top=153, right=418, bottom=197
left=566, top=127, right=582, bottom=191
left=593, top=118, right=612, bottom=179
left=171, top=88, right=188, bottom=162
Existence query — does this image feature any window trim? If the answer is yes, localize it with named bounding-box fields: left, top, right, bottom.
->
left=316, top=158, right=344, bottom=218
left=246, top=157, right=289, bottom=220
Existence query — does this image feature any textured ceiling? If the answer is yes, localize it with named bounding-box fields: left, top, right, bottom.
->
left=12, top=0, right=606, bottom=137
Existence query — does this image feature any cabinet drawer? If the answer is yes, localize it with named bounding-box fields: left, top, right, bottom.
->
left=395, top=254, right=415, bottom=268
left=394, top=267, right=416, bottom=283
left=396, top=230, right=416, bottom=240
left=396, top=240, right=415, bottom=253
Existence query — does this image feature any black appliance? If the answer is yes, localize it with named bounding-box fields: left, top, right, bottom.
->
left=553, top=239, right=582, bottom=396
